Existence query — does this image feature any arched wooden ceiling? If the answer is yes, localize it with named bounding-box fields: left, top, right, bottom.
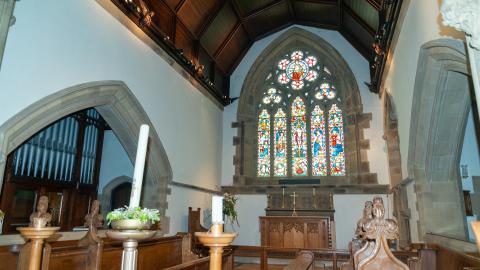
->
left=110, top=0, right=401, bottom=104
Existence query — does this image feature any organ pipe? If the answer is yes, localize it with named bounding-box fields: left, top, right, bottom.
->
left=11, top=109, right=103, bottom=185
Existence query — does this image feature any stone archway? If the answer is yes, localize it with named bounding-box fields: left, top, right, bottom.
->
left=234, top=27, right=375, bottom=185
left=409, top=39, right=473, bottom=240
left=100, top=175, right=133, bottom=217
left=0, top=81, right=172, bottom=233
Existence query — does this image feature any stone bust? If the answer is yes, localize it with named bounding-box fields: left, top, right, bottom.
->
left=29, top=196, right=52, bottom=227
left=84, top=200, right=104, bottom=229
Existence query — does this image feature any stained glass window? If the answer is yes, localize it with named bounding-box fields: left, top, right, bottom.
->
left=276, top=51, right=319, bottom=90
left=311, top=105, right=327, bottom=176
left=257, top=109, right=270, bottom=177
left=257, top=49, right=345, bottom=178
left=291, top=97, right=308, bottom=176
left=328, top=104, right=345, bottom=176
left=274, top=109, right=287, bottom=176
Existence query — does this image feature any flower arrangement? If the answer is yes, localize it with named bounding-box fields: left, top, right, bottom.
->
left=106, top=206, right=160, bottom=227
left=223, top=193, right=239, bottom=227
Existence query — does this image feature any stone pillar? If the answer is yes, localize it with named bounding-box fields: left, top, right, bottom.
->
left=0, top=0, right=15, bottom=70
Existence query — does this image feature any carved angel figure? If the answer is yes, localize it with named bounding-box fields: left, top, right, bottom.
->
left=363, top=196, right=398, bottom=240
left=355, top=201, right=373, bottom=239
left=139, top=0, right=155, bottom=27
left=84, top=200, right=104, bottom=229
left=29, top=196, right=52, bottom=227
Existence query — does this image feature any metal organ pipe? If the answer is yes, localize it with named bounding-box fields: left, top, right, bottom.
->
left=33, top=130, right=45, bottom=178
left=54, top=120, right=66, bottom=180
left=48, top=122, right=58, bottom=180
left=41, top=126, right=52, bottom=179
left=9, top=109, right=102, bottom=185
left=58, top=119, right=69, bottom=181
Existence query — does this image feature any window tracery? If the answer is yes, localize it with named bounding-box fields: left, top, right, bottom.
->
left=257, top=49, right=346, bottom=178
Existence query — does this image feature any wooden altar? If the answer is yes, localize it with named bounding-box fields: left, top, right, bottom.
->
left=261, top=189, right=335, bottom=249
left=260, top=216, right=333, bottom=249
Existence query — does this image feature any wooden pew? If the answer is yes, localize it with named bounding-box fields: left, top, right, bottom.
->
left=283, top=251, right=314, bottom=270
left=188, top=207, right=208, bottom=255
left=0, top=244, right=20, bottom=269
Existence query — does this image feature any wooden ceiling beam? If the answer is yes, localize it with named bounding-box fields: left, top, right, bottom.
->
left=338, top=0, right=343, bottom=26
left=197, top=0, right=228, bottom=38
left=296, top=21, right=340, bottom=30
left=339, top=28, right=372, bottom=60
left=342, top=3, right=375, bottom=36
left=228, top=0, right=254, bottom=42
left=242, top=0, right=285, bottom=21
left=253, top=21, right=293, bottom=41
left=366, top=0, right=382, bottom=11
left=174, top=0, right=187, bottom=13
left=286, top=0, right=296, bottom=21
left=214, top=22, right=242, bottom=58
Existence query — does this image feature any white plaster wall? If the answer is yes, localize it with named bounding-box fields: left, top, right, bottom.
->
left=382, top=0, right=465, bottom=178
left=227, top=195, right=267, bottom=246
left=460, top=111, right=480, bottom=241
left=98, top=130, right=134, bottom=194
left=222, top=25, right=389, bottom=185
left=225, top=194, right=390, bottom=249
left=166, top=186, right=213, bottom=234
left=333, top=194, right=390, bottom=249
left=0, top=0, right=223, bottom=232
left=0, top=0, right=222, bottom=189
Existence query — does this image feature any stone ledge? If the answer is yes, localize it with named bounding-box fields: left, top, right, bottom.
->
left=424, top=233, right=477, bottom=253
left=222, top=184, right=389, bottom=194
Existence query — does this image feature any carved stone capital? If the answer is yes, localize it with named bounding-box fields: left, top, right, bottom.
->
left=441, top=0, right=480, bottom=50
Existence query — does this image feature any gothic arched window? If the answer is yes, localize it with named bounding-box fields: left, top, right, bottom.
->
left=256, top=50, right=345, bottom=177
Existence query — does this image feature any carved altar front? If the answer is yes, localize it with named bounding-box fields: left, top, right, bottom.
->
left=261, top=190, right=335, bottom=249
left=260, top=216, right=333, bottom=249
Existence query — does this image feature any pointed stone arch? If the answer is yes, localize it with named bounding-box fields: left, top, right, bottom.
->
left=234, top=27, right=375, bottom=185
left=0, top=81, right=172, bottom=232
left=408, top=39, right=472, bottom=240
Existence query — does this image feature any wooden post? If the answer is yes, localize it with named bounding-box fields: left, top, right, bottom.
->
left=195, top=223, right=237, bottom=270
left=260, top=247, right=267, bottom=270
left=17, top=227, right=59, bottom=270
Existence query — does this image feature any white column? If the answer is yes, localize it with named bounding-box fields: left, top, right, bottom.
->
left=129, top=124, right=150, bottom=208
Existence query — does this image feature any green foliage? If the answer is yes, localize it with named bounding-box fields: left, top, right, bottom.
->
left=106, top=206, right=160, bottom=224
left=0, top=210, right=4, bottom=220
left=223, top=193, right=239, bottom=227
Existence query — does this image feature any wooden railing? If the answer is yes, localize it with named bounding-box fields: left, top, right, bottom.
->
left=231, top=245, right=350, bottom=270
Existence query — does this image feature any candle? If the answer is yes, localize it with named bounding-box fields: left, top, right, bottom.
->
left=212, top=195, right=224, bottom=224
left=129, top=124, right=150, bottom=208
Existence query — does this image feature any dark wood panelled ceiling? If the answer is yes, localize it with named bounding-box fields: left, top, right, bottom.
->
left=112, top=0, right=401, bottom=104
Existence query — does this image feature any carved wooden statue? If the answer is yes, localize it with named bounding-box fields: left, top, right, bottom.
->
left=357, top=196, right=408, bottom=270
left=340, top=201, right=373, bottom=270
left=29, top=195, right=52, bottom=227
left=355, top=201, right=373, bottom=239
left=84, top=200, right=104, bottom=231
left=77, top=199, right=104, bottom=270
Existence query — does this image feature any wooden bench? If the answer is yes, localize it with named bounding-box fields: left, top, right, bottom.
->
left=283, top=251, right=314, bottom=270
